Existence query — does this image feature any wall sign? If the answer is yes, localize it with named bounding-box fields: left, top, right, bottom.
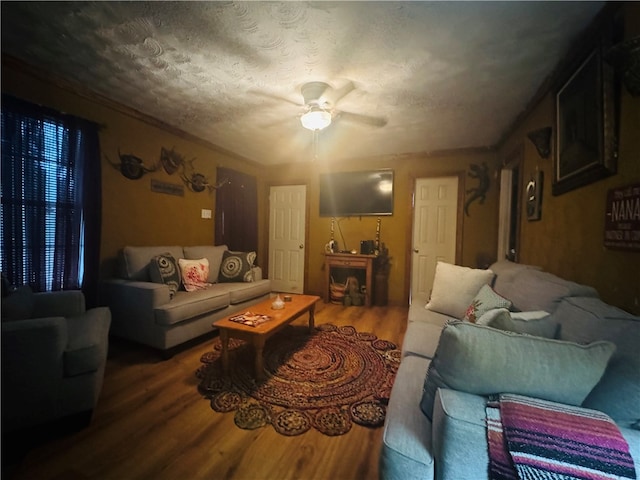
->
left=151, top=179, right=184, bottom=196
left=604, top=183, right=640, bottom=251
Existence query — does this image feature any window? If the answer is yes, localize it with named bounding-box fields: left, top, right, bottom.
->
left=1, top=95, right=101, bottom=304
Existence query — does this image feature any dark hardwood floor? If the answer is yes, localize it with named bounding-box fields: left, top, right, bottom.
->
left=4, top=302, right=408, bottom=480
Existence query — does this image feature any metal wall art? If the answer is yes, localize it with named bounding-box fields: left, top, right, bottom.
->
left=464, top=162, right=490, bottom=216
left=108, top=145, right=229, bottom=194
left=106, top=148, right=158, bottom=180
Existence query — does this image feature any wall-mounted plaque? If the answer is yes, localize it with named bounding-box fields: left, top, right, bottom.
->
left=151, top=179, right=184, bottom=197
left=604, top=183, right=640, bottom=251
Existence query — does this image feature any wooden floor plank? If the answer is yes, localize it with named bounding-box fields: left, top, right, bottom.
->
left=4, top=303, right=408, bottom=480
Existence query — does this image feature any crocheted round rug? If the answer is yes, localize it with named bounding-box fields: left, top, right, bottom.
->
left=196, top=324, right=400, bottom=436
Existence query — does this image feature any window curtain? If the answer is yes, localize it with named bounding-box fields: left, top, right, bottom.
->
left=214, top=167, right=258, bottom=255
left=1, top=94, right=102, bottom=307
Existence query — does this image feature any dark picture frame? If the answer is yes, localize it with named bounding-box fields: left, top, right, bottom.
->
left=553, top=38, right=617, bottom=196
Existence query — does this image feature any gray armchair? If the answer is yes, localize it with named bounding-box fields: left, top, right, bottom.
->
left=1, top=288, right=111, bottom=433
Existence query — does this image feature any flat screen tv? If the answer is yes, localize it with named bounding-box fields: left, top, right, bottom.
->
left=319, top=170, right=394, bottom=217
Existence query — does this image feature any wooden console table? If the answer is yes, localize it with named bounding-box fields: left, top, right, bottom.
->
left=324, top=253, right=376, bottom=307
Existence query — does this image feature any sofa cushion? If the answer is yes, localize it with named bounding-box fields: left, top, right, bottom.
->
left=425, top=262, right=495, bottom=318
left=489, top=260, right=541, bottom=294
left=495, top=268, right=598, bottom=313
left=380, top=354, right=435, bottom=480
left=121, top=246, right=184, bottom=281
left=463, top=284, right=512, bottom=323
left=431, top=389, right=490, bottom=480
left=213, top=279, right=272, bottom=305
left=178, top=258, right=211, bottom=292
left=555, top=297, right=640, bottom=423
left=218, top=250, right=257, bottom=283
left=408, top=302, right=452, bottom=326
left=183, top=245, right=228, bottom=283
left=154, top=288, right=230, bottom=326
left=402, top=320, right=446, bottom=359
left=419, top=321, right=616, bottom=420
left=477, top=308, right=558, bottom=338
left=149, top=253, right=181, bottom=298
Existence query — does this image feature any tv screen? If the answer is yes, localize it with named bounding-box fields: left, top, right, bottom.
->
left=319, top=170, right=394, bottom=217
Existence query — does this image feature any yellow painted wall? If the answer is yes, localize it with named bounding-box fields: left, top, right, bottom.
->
left=498, top=3, right=640, bottom=314
left=261, top=150, right=500, bottom=305
left=1, top=62, right=265, bottom=277
left=4, top=2, right=637, bottom=312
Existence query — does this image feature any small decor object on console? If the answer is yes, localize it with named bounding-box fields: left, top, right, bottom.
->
left=271, top=295, right=285, bottom=310
left=228, top=311, right=273, bottom=327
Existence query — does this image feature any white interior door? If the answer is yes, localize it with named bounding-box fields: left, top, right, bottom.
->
left=411, top=176, right=459, bottom=304
left=268, top=185, right=306, bottom=294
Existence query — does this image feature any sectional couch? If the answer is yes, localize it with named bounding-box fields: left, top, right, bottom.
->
left=380, top=259, right=640, bottom=479
left=102, top=245, right=271, bottom=354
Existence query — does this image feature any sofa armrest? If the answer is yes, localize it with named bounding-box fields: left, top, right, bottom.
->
left=103, top=278, right=171, bottom=311
left=2, top=317, right=68, bottom=380
left=32, top=290, right=85, bottom=318
left=64, top=307, right=111, bottom=377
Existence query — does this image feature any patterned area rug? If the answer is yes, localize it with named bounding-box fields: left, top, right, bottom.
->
left=196, top=323, right=400, bottom=436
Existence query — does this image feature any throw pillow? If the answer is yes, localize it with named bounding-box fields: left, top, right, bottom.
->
left=149, top=253, right=181, bottom=298
left=425, top=262, right=495, bottom=318
left=218, top=250, right=256, bottom=283
left=477, top=308, right=558, bottom=339
left=463, top=284, right=512, bottom=322
left=1, top=285, right=35, bottom=321
left=178, top=258, right=211, bottom=292
left=419, top=321, right=615, bottom=420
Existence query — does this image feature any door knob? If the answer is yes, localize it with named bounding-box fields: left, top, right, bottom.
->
left=413, top=248, right=419, bottom=253
left=299, top=244, right=304, bottom=249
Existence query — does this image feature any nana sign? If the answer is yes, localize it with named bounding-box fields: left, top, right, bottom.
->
left=604, top=183, right=640, bottom=251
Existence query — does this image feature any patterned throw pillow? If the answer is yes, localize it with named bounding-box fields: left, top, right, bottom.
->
left=464, top=284, right=512, bottom=322
left=149, top=253, right=181, bottom=298
left=218, top=250, right=256, bottom=283
left=178, top=258, right=211, bottom=292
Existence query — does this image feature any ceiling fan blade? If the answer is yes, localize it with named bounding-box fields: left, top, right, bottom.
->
left=247, top=89, right=302, bottom=107
left=336, top=110, right=387, bottom=128
left=322, top=80, right=355, bottom=105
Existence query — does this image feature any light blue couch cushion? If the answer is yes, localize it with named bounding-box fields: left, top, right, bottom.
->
left=555, top=296, right=640, bottom=423
left=477, top=308, right=558, bottom=338
left=420, top=322, right=616, bottom=419
left=432, top=388, right=490, bottom=480
left=402, top=321, right=446, bottom=359
left=121, top=245, right=185, bottom=281
left=493, top=268, right=598, bottom=313
left=154, top=288, right=230, bottom=326
left=380, top=354, right=434, bottom=480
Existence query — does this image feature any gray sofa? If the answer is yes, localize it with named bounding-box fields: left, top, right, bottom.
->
left=2, top=289, right=111, bottom=433
left=102, top=245, right=271, bottom=354
left=380, top=260, right=640, bottom=479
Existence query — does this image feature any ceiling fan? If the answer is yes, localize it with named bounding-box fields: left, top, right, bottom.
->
left=253, top=80, right=388, bottom=131
left=301, top=80, right=388, bottom=131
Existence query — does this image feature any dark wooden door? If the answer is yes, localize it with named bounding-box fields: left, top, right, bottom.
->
left=214, top=167, right=257, bottom=254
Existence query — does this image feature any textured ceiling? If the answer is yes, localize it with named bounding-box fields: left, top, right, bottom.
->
left=1, top=1, right=605, bottom=165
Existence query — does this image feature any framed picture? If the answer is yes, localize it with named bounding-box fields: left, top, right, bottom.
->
left=525, top=171, right=543, bottom=221
left=553, top=40, right=617, bottom=196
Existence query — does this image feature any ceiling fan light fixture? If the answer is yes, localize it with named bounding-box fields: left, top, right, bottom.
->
left=300, top=107, right=332, bottom=131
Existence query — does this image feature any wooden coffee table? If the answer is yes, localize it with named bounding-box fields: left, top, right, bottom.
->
left=213, top=294, right=321, bottom=380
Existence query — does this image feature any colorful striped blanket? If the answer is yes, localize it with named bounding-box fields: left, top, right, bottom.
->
left=486, top=393, right=637, bottom=480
